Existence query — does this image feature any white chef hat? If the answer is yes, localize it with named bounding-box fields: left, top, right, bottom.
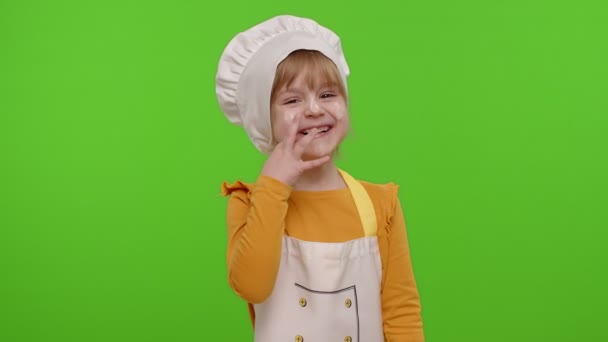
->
left=215, top=15, right=350, bottom=154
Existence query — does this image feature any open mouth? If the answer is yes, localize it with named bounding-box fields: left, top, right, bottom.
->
left=299, top=125, right=332, bottom=135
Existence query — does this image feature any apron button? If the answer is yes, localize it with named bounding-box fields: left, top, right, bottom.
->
left=299, top=298, right=307, bottom=307
left=295, top=335, right=304, bottom=342
left=344, top=336, right=352, bottom=342
left=345, top=298, right=352, bottom=308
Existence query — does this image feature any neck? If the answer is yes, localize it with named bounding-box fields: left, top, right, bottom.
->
left=293, top=161, right=346, bottom=191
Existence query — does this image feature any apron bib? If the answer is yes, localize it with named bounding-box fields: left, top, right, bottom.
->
left=253, top=170, right=384, bottom=342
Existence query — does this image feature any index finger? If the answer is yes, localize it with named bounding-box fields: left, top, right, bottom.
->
left=285, top=113, right=300, bottom=148
left=293, top=127, right=320, bottom=157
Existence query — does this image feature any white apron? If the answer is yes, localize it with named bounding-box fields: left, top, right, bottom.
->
left=254, top=170, right=384, bottom=342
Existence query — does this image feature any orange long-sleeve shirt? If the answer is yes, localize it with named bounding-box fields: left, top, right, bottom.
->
left=222, top=175, right=424, bottom=342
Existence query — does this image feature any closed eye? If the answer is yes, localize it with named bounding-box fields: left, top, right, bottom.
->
left=283, top=98, right=298, bottom=105
left=320, top=92, right=336, bottom=99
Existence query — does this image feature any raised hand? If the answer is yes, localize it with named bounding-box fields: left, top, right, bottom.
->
left=260, top=116, right=331, bottom=187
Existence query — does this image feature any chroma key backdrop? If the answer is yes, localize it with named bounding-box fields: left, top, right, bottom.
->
left=1, top=1, right=607, bottom=341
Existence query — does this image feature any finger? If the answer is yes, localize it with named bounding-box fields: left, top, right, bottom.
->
left=285, top=113, right=299, bottom=148
left=293, top=128, right=319, bottom=156
left=301, top=155, right=331, bottom=171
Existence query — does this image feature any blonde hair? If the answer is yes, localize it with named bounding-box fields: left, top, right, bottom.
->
left=270, top=50, right=347, bottom=103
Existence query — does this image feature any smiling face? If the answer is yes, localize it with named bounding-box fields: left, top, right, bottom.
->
left=270, top=50, right=349, bottom=160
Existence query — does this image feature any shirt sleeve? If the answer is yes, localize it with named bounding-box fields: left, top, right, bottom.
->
left=223, top=175, right=292, bottom=303
left=382, top=196, right=425, bottom=342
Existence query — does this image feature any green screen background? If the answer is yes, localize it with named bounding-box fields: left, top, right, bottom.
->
left=1, top=1, right=607, bottom=341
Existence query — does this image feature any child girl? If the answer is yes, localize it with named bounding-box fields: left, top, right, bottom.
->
left=216, top=15, right=424, bottom=342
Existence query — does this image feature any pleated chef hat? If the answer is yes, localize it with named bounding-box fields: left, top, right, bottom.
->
left=215, top=15, right=350, bottom=154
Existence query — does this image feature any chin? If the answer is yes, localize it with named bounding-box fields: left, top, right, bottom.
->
left=302, top=147, right=337, bottom=161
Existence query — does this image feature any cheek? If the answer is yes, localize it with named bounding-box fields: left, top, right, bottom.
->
left=328, top=102, right=349, bottom=122
left=271, top=120, right=285, bottom=141
left=270, top=111, right=282, bottom=141
left=271, top=109, right=298, bottom=142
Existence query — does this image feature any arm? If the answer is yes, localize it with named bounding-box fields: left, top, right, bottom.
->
left=225, top=176, right=291, bottom=303
left=224, top=114, right=330, bottom=303
left=382, top=198, right=425, bottom=342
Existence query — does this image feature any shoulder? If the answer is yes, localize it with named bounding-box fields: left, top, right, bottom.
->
left=221, top=180, right=256, bottom=209
left=359, top=179, right=400, bottom=207
left=221, top=176, right=291, bottom=200
left=221, top=180, right=255, bottom=196
left=357, top=178, right=402, bottom=230
left=359, top=180, right=399, bottom=212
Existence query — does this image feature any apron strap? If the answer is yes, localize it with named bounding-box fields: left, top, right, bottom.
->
left=338, top=169, right=378, bottom=237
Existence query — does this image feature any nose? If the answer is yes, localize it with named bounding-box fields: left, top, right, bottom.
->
left=305, top=98, right=323, bottom=117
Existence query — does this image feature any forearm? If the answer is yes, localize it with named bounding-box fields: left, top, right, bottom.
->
left=226, top=176, right=291, bottom=303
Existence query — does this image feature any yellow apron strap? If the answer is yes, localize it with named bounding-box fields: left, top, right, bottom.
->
left=338, top=169, right=378, bottom=237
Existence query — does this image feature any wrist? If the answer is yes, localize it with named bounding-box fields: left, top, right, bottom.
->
left=256, top=175, right=293, bottom=195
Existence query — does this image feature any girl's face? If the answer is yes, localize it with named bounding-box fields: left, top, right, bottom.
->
left=270, top=71, right=349, bottom=161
